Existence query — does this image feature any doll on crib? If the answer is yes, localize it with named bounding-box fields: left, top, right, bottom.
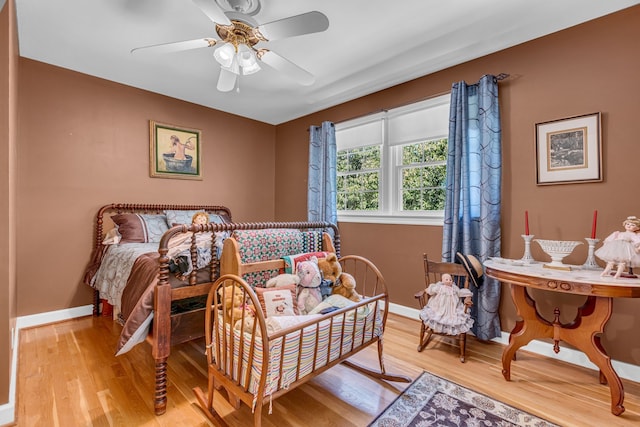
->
left=419, top=273, right=474, bottom=335
left=595, top=215, right=640, bottom=279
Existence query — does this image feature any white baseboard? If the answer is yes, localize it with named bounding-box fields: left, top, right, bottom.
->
left=0, top=323, right=18, bottom=426
left=388, top=303, right=640, bottom=383
left=15, top=305, right=93, bottom=330
left=0, top=304, right=93, bottom=425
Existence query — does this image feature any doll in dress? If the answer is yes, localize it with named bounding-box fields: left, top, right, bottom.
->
left=419, top=273, right=474, bottom=335
left=595, top=216, right=640, bottom=278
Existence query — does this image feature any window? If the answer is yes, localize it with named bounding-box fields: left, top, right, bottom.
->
left=335, top=94, right=450, bottom=225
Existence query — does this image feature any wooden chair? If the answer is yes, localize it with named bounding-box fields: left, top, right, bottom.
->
left=414, top=253, right=473, bottom=362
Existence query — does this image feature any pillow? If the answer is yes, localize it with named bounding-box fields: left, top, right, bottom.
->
left=165, top=209, right=229, bottom=227
left=254, top=284, right=299, bottom=317
left=111, top=213, right=169, bottom=243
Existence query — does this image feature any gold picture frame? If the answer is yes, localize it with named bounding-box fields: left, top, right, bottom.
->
left=535, top=112, right=602, bottom=185
left=150, top=120, right=202, bottom=180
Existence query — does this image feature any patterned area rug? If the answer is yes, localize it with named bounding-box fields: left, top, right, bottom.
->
left=369, top=371, right=559, bottom=427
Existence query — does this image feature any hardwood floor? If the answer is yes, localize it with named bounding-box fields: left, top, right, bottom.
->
left=15, top=313, right=640, bottom=426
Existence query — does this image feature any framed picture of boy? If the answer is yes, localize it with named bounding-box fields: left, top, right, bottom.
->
left=150, top=120, right=202, bottom=180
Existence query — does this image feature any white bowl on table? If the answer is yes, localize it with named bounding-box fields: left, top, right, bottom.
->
left=534, top=239, right=582, bottom=270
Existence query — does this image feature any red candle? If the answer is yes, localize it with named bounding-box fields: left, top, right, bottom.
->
left=525, top=211, right=530, bottom=236
left=591, top=210, right=598, bottom=239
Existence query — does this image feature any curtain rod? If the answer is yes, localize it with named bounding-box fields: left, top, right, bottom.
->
left=333, top=73, right=510, bottom=125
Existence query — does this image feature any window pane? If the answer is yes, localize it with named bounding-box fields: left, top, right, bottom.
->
left=337, top=145, right=381, bottom=211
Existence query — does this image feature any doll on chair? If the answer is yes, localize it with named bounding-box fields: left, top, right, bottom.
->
left=419, top=273, right=474, bottom=335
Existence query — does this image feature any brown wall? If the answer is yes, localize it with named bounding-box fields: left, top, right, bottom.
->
left=0, top=0, right=17, bottom=407
left=274, top=6, right=640, bottom=364
left=15, top=60, right=277, bottom=316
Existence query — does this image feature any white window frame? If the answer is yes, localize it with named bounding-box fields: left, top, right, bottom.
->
left=336, top=94, right=450, bottom=226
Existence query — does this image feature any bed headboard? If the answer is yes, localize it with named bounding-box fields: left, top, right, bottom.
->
left=83, top=203, right=232, bottom=286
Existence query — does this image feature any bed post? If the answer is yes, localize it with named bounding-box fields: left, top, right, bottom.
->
left=85, top=204, right=112, bottom=316
left=153, top=227, right=182, bottom=415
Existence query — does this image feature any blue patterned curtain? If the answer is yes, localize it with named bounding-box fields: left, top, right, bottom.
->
left=442, top=74, right=502, bottom=340
left=308, top=122, right=337, bottom=227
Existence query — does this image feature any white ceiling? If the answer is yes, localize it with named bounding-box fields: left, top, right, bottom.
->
left=14, top=0, right=640, bottom=125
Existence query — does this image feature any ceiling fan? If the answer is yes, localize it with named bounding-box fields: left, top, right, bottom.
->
left=131, top=0, right=329, bottom=92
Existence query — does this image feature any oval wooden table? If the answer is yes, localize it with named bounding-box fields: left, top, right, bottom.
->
left=485, top=259, right=640, bottom=416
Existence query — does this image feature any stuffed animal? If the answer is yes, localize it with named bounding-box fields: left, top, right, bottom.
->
left=222, top=284, right=244, bottom=322
left=296, top=257, right=323, bottom=314
left=266, top=273, right=300, bottom=288
left=317, top=253, right=341, bottom=284
left=221, top=284, right=255, bottom=329
left=332, top=272, right=362, bottom=302
left=317, top=253, right=341, bottom=299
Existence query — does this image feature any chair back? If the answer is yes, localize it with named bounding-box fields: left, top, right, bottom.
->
left=423, top=254, right=471, bottom=290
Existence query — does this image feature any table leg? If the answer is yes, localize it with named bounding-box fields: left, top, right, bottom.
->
left=502, top=284, right=553, bottom=380
left=555, top=296, right=625, bottom=416
left=502, top=286, right=625, bottom=416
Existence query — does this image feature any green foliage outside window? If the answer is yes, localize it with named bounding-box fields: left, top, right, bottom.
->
left=337, top=146, right=380, bottom=210
left=401, top=138, right=448, bottom=211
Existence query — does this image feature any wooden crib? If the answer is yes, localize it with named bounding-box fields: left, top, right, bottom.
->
left=192, top=225, right=411, bottom=426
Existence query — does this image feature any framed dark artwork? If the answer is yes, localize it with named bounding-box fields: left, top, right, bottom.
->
left=150, top=120, right=202, bottom=180
left=535, top=112, right=602, bottom=185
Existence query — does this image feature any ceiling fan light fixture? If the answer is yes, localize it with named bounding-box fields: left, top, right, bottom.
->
left=236, top=44, right=260, bottom=75
left=224, top=55, right=240, bottom=75
left=241, top=59, right=260, bottom=75
left=213, top=42, right=236, bottom=67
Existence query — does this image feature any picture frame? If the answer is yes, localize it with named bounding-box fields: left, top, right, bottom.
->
left=150, top=120, right=202, bottom=180
left=535, top=112, right=602, bottom=185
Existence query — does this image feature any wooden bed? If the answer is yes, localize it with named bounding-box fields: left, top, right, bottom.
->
left=83, top=203, right=344, bottom=415
left=193, top=227, right=411, bottom=426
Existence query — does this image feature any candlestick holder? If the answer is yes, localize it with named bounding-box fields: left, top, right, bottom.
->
left=582, top=237, right=601, bottom=270
left=521, top=234, right=534, bottom=264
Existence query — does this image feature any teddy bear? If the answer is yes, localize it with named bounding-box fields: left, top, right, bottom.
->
left=317, top=253, right=341, bottom=283
left=317, top=253, right=341, bottom=299
left=221, top=284, right=255, bottom=329
left=295, top=257, right=323, bottom=314
left=318, top=253, right=362, bottom=301
left=332, top=271, right=362, bottom=302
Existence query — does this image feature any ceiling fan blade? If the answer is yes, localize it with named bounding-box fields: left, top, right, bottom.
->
left=131, top=38, right=218, bottom=55
left=257, top=11, right=329, bottom=41
left=217, top=67, right=238, bottom=92
left=192, top=0, right=232, bottom=25
left=259, top=50, right=315, bottom=86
